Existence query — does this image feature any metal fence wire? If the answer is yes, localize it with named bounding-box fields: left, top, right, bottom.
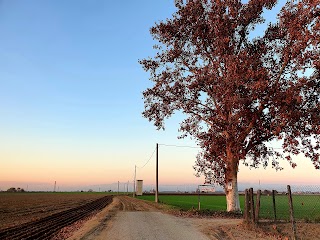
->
left=245, top=185, right=320, bottom=223
left=243, top=185, right=320, bottom=240
left=290, top=185, right=320, bottom=223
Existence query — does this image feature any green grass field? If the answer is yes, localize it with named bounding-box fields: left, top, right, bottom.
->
left=137, top=194, right=320, bottom=221
left=138, top=194, right=235, bottom=211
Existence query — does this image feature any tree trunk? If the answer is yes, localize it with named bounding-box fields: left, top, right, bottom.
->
left=225, top=144, right=241, bottom=212
left=225, top=170, right=241, bottom=212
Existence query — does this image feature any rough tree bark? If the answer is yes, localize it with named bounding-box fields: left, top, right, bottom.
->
left=225, top=146, right=241, bottom=212
left=225, top=171, right=240, bottom=212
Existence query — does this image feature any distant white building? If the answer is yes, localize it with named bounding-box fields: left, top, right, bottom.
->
left=199, top=184, right=215, bottom=193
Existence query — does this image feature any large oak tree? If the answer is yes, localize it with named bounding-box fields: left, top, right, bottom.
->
left=140, top=0, right=319, bottom=211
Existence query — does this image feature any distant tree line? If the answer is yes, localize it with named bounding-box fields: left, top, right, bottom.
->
left=7, top=187, right=25, bottom=192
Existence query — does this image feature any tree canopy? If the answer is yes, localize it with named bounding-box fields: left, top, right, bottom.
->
left=140, top=0, right=319, bottom=211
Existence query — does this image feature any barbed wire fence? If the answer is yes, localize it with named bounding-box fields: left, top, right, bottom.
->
left=244, top=185, right=320, bottom=240
left=244, top=185, right=320, bottom=223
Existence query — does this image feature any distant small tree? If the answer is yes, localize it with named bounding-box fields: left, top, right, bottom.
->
left=140, top=0, right=319, bottom=212
left=7, top=187, right=17, bottom=192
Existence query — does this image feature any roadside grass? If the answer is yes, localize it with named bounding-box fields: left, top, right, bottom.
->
left=137, top=194, right=320, bottom=221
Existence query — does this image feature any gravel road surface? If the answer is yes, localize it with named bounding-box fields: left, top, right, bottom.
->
left=104, top=211, right=210, bottom=240
left=67, top=196, right=283, bottom=240
left=70, top=196, right=209, bottom=240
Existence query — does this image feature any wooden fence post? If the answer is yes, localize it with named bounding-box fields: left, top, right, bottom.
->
left=244, top=189, right=250, bottom=222
left=249, top=188, right=255, bottom=223
left=198, top=189, right=201, bottom=211
left=287, top=185, right=297, bottom=240
left=255, top=190, right=261, bottom=224
left=272, top=190, right=277, bottom=223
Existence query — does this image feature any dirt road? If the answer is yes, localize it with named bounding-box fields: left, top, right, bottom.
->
left=67, top=196, right=277, bottom=240
left=69, top=196, right=209, bottom=240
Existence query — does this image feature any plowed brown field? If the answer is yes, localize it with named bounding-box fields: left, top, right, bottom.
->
left=0, top=192, right=110, bottom=230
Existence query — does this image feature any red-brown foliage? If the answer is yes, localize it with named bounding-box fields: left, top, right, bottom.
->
left=140, top=0, right=319, bottom=188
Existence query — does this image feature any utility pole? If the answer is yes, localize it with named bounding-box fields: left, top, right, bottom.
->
left=155, top=143, right=159, bottom=203
left=54, top=181, right=56, bottom=192
left=117, top=181, right=119, bottom=195
left=127, top=181, right=129, bottom=195
left=133, top=165, right=136, bottom=197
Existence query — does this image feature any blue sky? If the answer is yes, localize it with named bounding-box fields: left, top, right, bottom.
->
left=0, top=0, right=195, bottom=189
left=0, top=0, right=175, bottom=140
left=0, top=0, right=319, bottom=191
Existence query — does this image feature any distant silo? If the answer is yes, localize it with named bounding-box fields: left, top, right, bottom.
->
left=136, top=180, right=143, bottom=196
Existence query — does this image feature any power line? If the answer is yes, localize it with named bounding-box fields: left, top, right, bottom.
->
left=158, top=143, right=201, bottom=149
left=137, top=147, right=157, bottom=169
left=159, top=143, right=284, bottom=151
